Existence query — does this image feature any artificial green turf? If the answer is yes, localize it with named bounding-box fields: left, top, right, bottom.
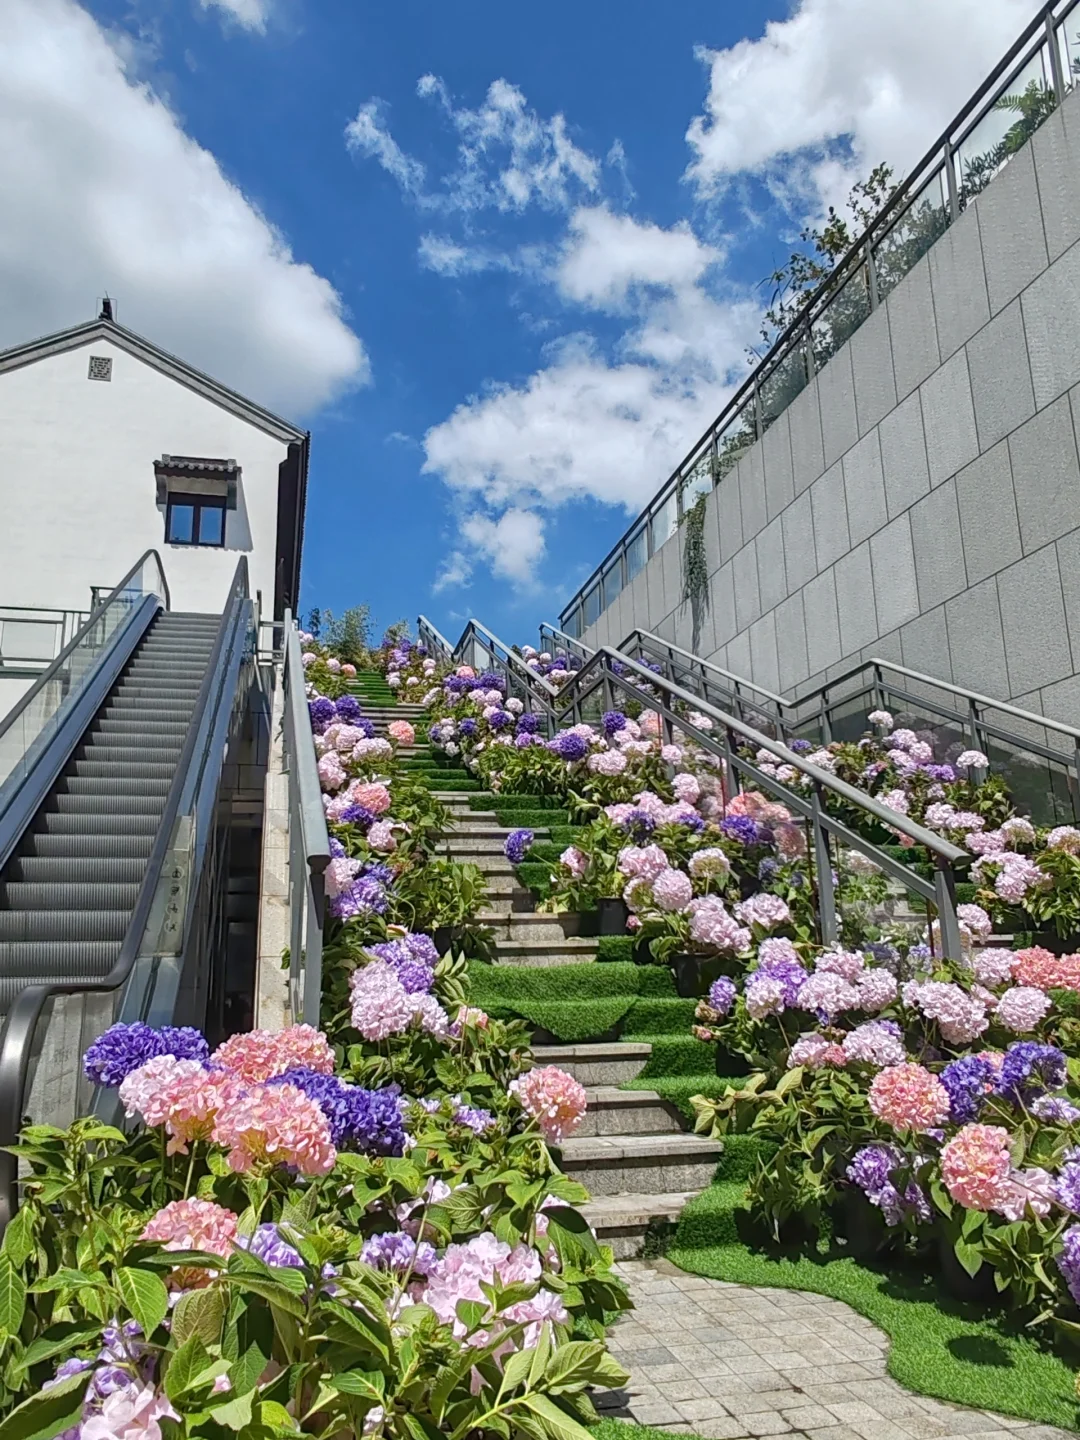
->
left=669, top=1166, right=1080, bottom=1430
left=623, top=1073, right=741, bottom=1123
left=469, top=793, right=565, bottom=811
left=591, top=1422, right=679, bottom=1440
left=596, top=937, right=637, bottom=964
left=495, top=810, right=571, bottom=829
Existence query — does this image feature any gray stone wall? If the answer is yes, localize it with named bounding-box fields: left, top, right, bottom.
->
left=580, top=84, right=1080, bottom=727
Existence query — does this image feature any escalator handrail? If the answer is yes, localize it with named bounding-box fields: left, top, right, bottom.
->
left=0, top=550, right=170, bottom=748
left=0, top=557, right=248, bottom=1229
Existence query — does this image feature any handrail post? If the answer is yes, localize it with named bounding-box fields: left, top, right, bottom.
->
left=721, top=725, right=740, bottom=804
left=1047, top=10, right=1066, bottom=100
left=865, top=239, right=879, bottom=310
left=811, top=785, right=838, bottom=944
left=820, top=686, right=832, bottom=744
left=945, top=140, right=960, bottom=221
left=967, top=697, right=980, bottom=749
left=935, top=863, right=963, bottom=961
left=1072, top=741, right=1080, bottom=824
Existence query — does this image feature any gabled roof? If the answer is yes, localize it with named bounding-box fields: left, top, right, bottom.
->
left=0, top=315, right=306, bottom=444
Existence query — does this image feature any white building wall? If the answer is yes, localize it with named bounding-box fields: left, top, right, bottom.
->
left=0, top=337, right=290, bottom=617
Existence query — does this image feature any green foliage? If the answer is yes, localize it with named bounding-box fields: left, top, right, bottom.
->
left=680, top=491, right=710, bottom=653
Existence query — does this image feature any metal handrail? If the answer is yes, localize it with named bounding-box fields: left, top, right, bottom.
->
left=0, top=550, right=170, bottom=747
left=458, top=619, right=562, bottom=701
left=546, top=621, right=1080, bottom=808
left=0, top=557, right=249, bottom=1229
left=283, top=612, right=331, bottom=1024
left=561, top=644, right=965, bottom=957
left=417, top=615, right=455, bottom=662
left=558, top=0, right=1079, bottom=635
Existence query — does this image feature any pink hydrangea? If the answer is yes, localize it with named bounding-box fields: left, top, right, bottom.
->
left=995, top=985, right=1052, bottom=1033
left=688, top=848, right=730, bottom=880
left=661, top=744, right=683, bottom=764
left=955, top=750, right=989, bottom=771
left=367, top=820, right=399, bottom=853
left=1013, top=947, right=1080, bottom=994
left=998, top=1166, right=1054, bottom=1222
left=350, top=961, right=446, bottom=1040
left=509, top=1066, right=587, bottom=1141
left=212, top=1082, right=336, bottom=1175
left=652, top=867, right=694, bottom=912
left=317, top=752, right=347, bottom=792
left=341, top=663, right=357, bottom=678
left=797, top=971, right=860, bottom=1019
left=903, top=981, right=988, bottom=1045
left=420, top=1234, right=556, bottom=1342
left=842, top=1022, right=906, bottom=1069
left=640, top=711, right=662, bottom=737
left=869, top=1063, right=950, bottom=1133
left=387, top=720, right=416, bottom=745
left=815, top=947, right=864, bottom=983
left=788, top=1034, right=847, bottom=1070
left=1047, top=826, right=1080, bottom=854
left=118, top=1056, right=206, bottom=1126
left=940, top=1124, right=1013, bottom=1210
left=970, top=948, right=1017, bottom=988
left=560, top=846, right=588, bottom=879
left=746, top=976, right=787, bottom=1020
left=687, top=896, right=751, bottom=953
left=213, top=1025, right=334, bottom=1084
left=735, top=893, right=791, bottom=930
left=775, top=823, right=808, bottom=859
left=351, top=782, right=392, bottom=816
left=160, top=1068, right=247, bottom=1156
left=141, top=1197, right=239, bottom=1258
left=588, top=749, right=628, bottom=775
left=672, top=773, right=701, bottom=805
left=618, top=844, right=669, bottom=882
left=857, top=968, right=898, bottom=1012
left=957, top=903, right=993, bottom=939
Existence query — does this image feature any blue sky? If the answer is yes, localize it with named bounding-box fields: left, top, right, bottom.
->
left=4, top=0, right=1034, bottom=645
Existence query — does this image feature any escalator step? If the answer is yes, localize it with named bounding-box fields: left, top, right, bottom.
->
left=34, top=812, right=161, bottom=835
left=24, top=833, right=155, bottom=858
left=0, top=909, right=129, bottom=941
left=56, top=776, right=172, bottom=799
left=6, top=856, right=148, bottom=884
left=0, top=882, right=141, bottom=911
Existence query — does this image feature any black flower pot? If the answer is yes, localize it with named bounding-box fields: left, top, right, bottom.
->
left=578, top=908, right=600, bottom=938
left=672, top=953, right=727, bottom=999
left=837, top=1189, right=888, bottom=1262
left=597, top=897, right=629, bottom=935
left=433, top=925, right=457, bottom=955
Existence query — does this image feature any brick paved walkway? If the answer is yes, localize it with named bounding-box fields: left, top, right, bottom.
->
left=595, top=1259, right=1073, bottom=1440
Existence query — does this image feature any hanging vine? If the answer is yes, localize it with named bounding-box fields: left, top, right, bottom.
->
left=680, top=489, right=710, bottom=653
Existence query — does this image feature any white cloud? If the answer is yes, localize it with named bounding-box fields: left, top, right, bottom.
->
left=461, top=507, right=547, bottom=586
left=344, top=101, right=426, bottom=194
left=423, top=209, right=758, bottom=538
left=199, top=0, right=271, bottom=32
left=556, top=205, right=721, bottom=311
left=347, top=76, right=602, bottom=216
left=686, top=0, right=1033, bottom=199
left=1, top=0, right=366, bottom=417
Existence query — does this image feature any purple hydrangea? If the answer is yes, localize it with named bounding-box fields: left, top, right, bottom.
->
left=846, top=1145, right=930, bottom=1227
left=83, top=1021, right=209, bottom=1087
left=488, top=710, right=513, bottom=732
left=308, top=696, right=336, bottom=733
left=361, top=1230, right=436, bottom=1276
left=329, top=875, right=387, bottom=919
left=616, top=808, right=655, bottom=842
left=363, top=862, right=395, bottom=887
left=720, top=815, right=761, bottom=847
left=995, top=1042, right=1067, bottom=1105
left=516, top=713, right=541, bottom=734
left=329, top=837, right=345, bottom=858
left=339, top=804, right=375, bottom=831
left=1057, top=1225, right=1080, bottom=1302
left=396, top=960, right=435, bottom=994
left=240, top=1223, right=304, bottom=1268
left=443, top=676, right=466, bottom=694
left=788, top=738, right=813, bottom=754
left=459, top=718, right=478, bottom=737
left=679, top=814, right=706, bottom=833
left=925, top=764, right=956, bottom=782
left=1032, top=1095, right=1080, bottom=1125
left=708, top=976, right=737, bottom=1015
left=334, top=694, right=363, bottom=724
left=454, top=1103, right=495, bottom=1134
left=269, top=1069, right=406, bottom=1154
left=754, top=955, right=809, bottom=1006
left=758, top=857, right=781, bottom=885
left=549, top=731, right=588, bottom=761
left=940, top=1056, right=996, bottom=1123
left=602, top=711, right=628, bottom=736
left=1053, top=1160, right=1080, bottom=1212
left=476, top=672, right=503, bottom=689
left=504, top=828, right=534, bottom=864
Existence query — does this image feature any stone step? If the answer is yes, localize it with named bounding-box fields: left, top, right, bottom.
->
left=532, top=1042, right=652, bottom=1085
left=577, top=1086, right=684, bottom=1138
left=441, top=838, right=529, bottom=856
left=555, top=1132, right=723, bottom=1197
left=431, top=792, right=492, bottom=805
left=445, top=824, right=551, bottom=840
left=493, top=937, right=600, bottom=967
left=579, top=1191, right=698, bottom=1260
left=478, top=912, right=582, bottom=941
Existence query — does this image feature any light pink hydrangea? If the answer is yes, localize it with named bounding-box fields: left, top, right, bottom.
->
left=367, top=820, right=400, bottom=853
left=995, top=985, right=1052, bottom=1033
left=1013, top=947, right=1080, bottom=993
left=317, top=752, right=347, bottom=792
left=869, top=1063, right=950, bottom=1133
left=387, top=720, right=416, bottom=745
left=903, top=981, right=988, bottom=1045
left=81, top=1385, right=179, bottom=1440
left=212, top=1082, right=337, bottom=1175
left=560, top=846, right=588, bottom=878
left=510, top=1066, right=587, bottom=1142
left=867, top=710, right=894, bottom=730
left=349, top=961, right=447, bottom=1040
left=141, top=1197, right=239, bottom=1258
left=1047, top=826, right=1080, bottom=854
left=118, top=1055, right=206, bottom=1126
left=788, top=1034, right=847, bottom=1069
left=957, top=903, right=992, bottom=939
left=955, top=750, right=989, bottom=771
left=856, top=967, right=899, bottom=1012
left=687, top=896, right=751, bottom=953
left=672, top=773, right=701, bottom=804
left=797, top=971, right=860, bottom=1019
left=815, top=947, right=865, bottom=983
left=842, top=1021, right=906, bottom=1069
left=735, top=893, right=791, bottom=930
left=661, top=744, right=684, bottom=764
left=970, top=948, right=1017, bottom=987
left=588, top=749, right=628, bottom=775
left=746, top=976, right=787, bottom=1019
left=159, top=1068, right=247, bottom=1156
left=419, top=1233, right=562, bottom=1345
left=688, top=847, right=730, bottom=880
left=998, top=1166, right=1054, bottom=1221
left=941, top=1124, right=1013, bottom=1209
left=618, top=844, right=669, bottom=881
left=652, top=867, right=694, bottom=912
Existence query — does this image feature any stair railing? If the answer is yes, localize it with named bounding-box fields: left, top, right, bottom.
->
left=545, top=621, right=1080, bottom=825
left=430, top=617, right=562, bottom=723
left=416, top=615, right=455, bottom=664
left=0, top=557, right=252, bottom=1230
left=282, top=612, right=330, bottom=1024
left=559, top=644, right=967, bottom=961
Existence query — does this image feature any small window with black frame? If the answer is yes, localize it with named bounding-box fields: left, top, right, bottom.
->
left=165, top=492, right=227, bottom=547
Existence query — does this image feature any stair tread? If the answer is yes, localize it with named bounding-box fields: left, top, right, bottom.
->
left=533, top=1041, right=653, bottom=1060
left=579, top=1191, right=699, bottom=1225
left=558, top=1132, right=722, bottom=1160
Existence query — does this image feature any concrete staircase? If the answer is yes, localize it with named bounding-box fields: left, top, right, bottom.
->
left=353, top=679, right=722, bottom=1258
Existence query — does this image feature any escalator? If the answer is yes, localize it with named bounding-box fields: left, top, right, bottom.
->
left=0, top=612, right=219, bottom=1007
left=0, top=551, right=256, bottom=1223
